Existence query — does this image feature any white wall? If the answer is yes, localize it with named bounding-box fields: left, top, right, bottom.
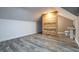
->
left=75, top=16, right=79, bottom=46
left=0, top=19, right=36, bottom=42
left=0, top=7, right=36, bottom=42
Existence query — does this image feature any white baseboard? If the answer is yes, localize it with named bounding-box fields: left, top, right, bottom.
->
left=0, top=33, right=36, bottom=42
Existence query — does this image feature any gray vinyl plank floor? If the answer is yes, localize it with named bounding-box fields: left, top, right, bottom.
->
left=0, top=34, right=79, bottom=52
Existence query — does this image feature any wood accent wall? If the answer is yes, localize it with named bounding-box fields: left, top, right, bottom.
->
left=42, top=11, right=58, bottom=35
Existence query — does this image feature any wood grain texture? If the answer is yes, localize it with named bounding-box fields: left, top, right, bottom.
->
left=0, top=34, right=79, bottom=52
left=42, top=12, right=58, bottom=35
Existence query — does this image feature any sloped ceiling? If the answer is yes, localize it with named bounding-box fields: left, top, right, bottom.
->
left=0, top=7, right=55, bottom=21
left=0, top=7, right=78, bottom=21
left=23, top=7, right=77, bottom=21
left=23, top=7, right=55, bottom=20
left=0, top=7, right=34, bottom=21
left=62, top=7, right=79, bottom=16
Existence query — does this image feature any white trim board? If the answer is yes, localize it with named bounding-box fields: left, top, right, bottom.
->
left=0, top=33, right=36, bottom=42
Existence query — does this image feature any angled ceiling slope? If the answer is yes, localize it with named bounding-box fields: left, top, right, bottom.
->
left=0, top=7, right=77, bottom=21
left=62, top=7, right=79, bottom=16
left=23, top=7, right=77, bottom=21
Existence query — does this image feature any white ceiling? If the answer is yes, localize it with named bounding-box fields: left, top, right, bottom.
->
left=22, top=7, right=77, bottom=21
left=0, top=7, right=34, bottom=21
left=22, top=7, right=55, bottom=20
left=0, top=7, right=78, bottom=21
